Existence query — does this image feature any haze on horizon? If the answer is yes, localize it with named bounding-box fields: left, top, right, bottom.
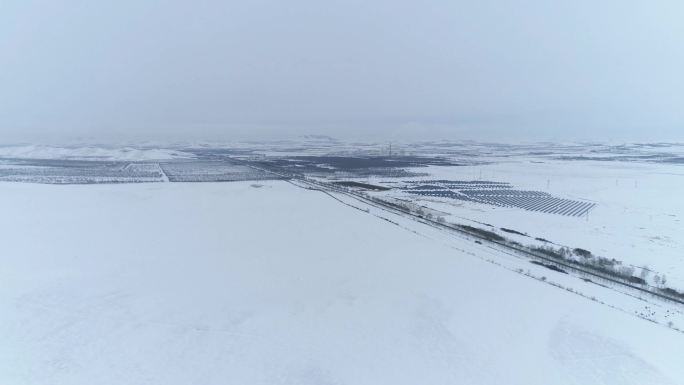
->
left=1, top=0, right=683, bottom=144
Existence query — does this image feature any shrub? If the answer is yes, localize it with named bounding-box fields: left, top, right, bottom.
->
left=531, top=246, right=566, bottom=260
left=660, top=287, right=684, bottom=300
left=458, top=225, right=506, bottom=242
left=626, top=276, right=647, bottom=285
left=500, top=228, right=527, bottom=236
left=573, top=248, right=592, bottom=258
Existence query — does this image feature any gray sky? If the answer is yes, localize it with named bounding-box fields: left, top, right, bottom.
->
left=1, top=0, right=683, bottom=143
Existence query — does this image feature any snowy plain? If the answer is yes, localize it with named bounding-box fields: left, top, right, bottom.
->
left=371, top=157, right=684, bottom=289
left=1, top=181, right=683, bottom=385
left=0, top=145, right=192, bottom=161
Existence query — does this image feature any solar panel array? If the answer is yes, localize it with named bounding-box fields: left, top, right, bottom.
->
left=403, top=180, right=595, bottom=217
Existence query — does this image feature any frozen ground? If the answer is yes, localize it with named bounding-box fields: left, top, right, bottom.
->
left=373, top=158, right=684, bottom=289
left=0, top=145, right=192, bottom=161
left=1, top=181, right=683, bottom=385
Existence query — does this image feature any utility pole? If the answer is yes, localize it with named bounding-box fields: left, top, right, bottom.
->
left=389, top=142, right=392, bottom=158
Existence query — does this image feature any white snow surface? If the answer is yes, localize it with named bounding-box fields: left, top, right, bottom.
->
left=0, top=145, right=192, bottom=161
left=364, top=158, right=684, bottom=289
left=0, top=181, right=682, bottom=385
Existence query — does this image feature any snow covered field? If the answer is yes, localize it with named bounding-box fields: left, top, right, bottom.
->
left=366, top=157, right=684, bottom=289
left=1, top=181, right=683, bottom=384
left=0, top=145, right=192, bottom=161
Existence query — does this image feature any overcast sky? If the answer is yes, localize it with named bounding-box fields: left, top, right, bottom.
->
left=1, top=0, right=683, bottom=143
